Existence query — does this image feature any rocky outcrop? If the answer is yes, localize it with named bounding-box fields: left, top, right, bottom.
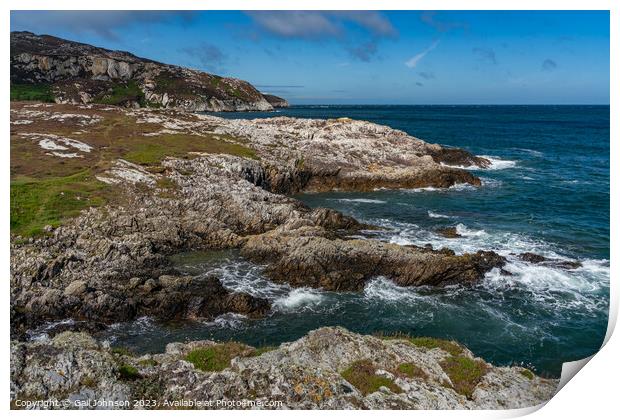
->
left=436, top=227, right=462, bottom=238
left=262, top=94, right=289, bottom=108
left=241, top=226, right=505, bottom=290
left=210, top=114, right=487, bottom=192
left=10, top=31, right=276, bottom=111
left=9, top=151, right=360, bottom=336
left=517, top=252, right=582, bottom=270
left=11, top=271, right=270, bottom=340
left=10, top=102, right=502, bottom=336
left=10, top=327, right=557, bottom=409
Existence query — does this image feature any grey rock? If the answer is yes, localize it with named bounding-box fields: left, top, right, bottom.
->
left=10, top=327, right=558, bottom=410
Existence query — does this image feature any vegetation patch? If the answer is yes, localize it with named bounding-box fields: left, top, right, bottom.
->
left=405, top=337, right=464, bottom=357
left=184, top=342, right=250, bottom=372
left=440, top=356, right=488, bottom=398
left=94, top=81, right=145, bottom=107
left=10, top=83, right=55, bottom=102
left=10, top=105, right=258, bottom=237
left=396, top=363, right=428, bottom=380
left=111, top=347, right=134, bottom=357
left=138, top=359, right=158, bottom=367
left=123, top=133, right=257, bottom=165
left=378, top=332, right=464, bottom=357
left=252, top=346, right=278, bottom=356
left=519, top=368, right=535, bottom=380
left=156, top=177, right=177, bottom=190
left=10, top=170, right=109, bottom=237
left=118, top=363, right=141, bottom=381
left=341, top=360, right=402, bottom=396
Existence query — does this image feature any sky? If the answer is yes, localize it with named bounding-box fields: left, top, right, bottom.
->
left=10, top=10, right=610, bottom=104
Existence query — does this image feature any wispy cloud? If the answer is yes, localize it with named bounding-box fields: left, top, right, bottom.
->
left=347, top=41, right=378, bottom=62
left=420, top=11, right=469, bottom=33
left=405, top=40, right=440, bottom=69
left=418, top=71, right=435, bottom=80
left=245, top=11, right=396, bottom=39
left=180, top=43, right=227, bottom=72
left=416, top=82, right=424, bottom=87
left=472, top=47, right=497, bottom=64
left=542, top=59, right=557, bottom=71
left=10, top=10, right=195, bottom=40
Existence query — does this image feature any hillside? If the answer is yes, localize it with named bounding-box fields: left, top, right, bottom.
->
left=10, top=31, right=280, bottom=112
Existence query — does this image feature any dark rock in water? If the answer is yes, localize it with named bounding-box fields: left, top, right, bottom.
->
left=11, top=272, right=270, bottom=338
left=518, top=252, right=547, bottom=264
left=518, top=252, right=581, bottom=270
left=241, top=227, right=506, bottom=290
left=46, top=320, right=108, bottom=338
left=428, top=147, right=491, bottom=169
left=436, top=227, right=462, bottom=238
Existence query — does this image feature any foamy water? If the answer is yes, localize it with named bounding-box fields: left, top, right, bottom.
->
left=95, top=105, right=608, bottom=377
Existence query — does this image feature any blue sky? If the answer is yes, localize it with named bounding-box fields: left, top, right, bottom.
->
left=11, top=10, right=610, bottom=104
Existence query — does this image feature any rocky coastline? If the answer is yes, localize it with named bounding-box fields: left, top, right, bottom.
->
left=11, top=327, right=557, bottom=410
left=10, top=99, right=558, bottom=408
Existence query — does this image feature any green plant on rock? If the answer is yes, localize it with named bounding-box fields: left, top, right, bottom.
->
left=111, top=346, right=133, bottom=357
left=184, top=342, right=249, bottom=372
left=341, top=360, right=402, bottom=396
left=396, top=363, right=428, bottom=380
left=118, top=363, right=141, bottom=381
left=95, top=81, right=145, bottom=107
left=439, top=356, right=488, bottom=398
left=406, top=337, right=464, bottom=357
left=519, top=368, right=535, bottom=380
left=252, top=346, right=277, bottom=356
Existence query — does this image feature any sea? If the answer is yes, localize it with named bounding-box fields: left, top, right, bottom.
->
left=92, top=105, right=609, bottom=377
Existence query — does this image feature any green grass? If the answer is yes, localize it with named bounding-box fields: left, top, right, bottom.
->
left=379, top=333, right=465, bottom=357
left=341, top=360, right=402, bottom=396
left=440, top=356, right=488, bottom=398
left=519, top=368, right=535, bottom=380
left=10, top=171, right=109, bottom=237
left=10, top=83, right=55, bottom=102
left=111, top=347, right=134, bottom=357
left=396, top=363, right=428, bottom=380
left=123, top=134, right=258, bottom=165
left=118, top=363, right=141, bottom=381
left=155, top=177, right=177, bottom=190
left=95, top=81, right=145, bottom=106
left=138, top=359, right=158, bottom=367
left=405, top=337, right=464, bottom=357
left=184, top=342, right=249, bottom=372
left=252, top=346, right=277, bottom=356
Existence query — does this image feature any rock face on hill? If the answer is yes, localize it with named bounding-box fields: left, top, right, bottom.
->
left=262, top=94, right=289, bottom=108
left=10, top=31, right=275, bottom=111
left=10, top=327, right=557, bottom=409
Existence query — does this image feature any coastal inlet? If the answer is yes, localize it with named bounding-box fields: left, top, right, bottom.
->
left=85, top=105, right=609, bottom=377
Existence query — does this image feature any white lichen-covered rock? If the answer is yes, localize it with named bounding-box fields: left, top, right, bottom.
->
left=10, top=328, right=558, bottom=410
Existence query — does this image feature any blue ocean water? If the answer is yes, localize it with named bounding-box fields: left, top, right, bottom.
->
left=97, top=106, right=609, bottom=377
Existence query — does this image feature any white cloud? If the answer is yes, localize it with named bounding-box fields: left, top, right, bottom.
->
left=245, top=11, right=396, bottom=39
left=405, top=40, right=440, bottom=69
